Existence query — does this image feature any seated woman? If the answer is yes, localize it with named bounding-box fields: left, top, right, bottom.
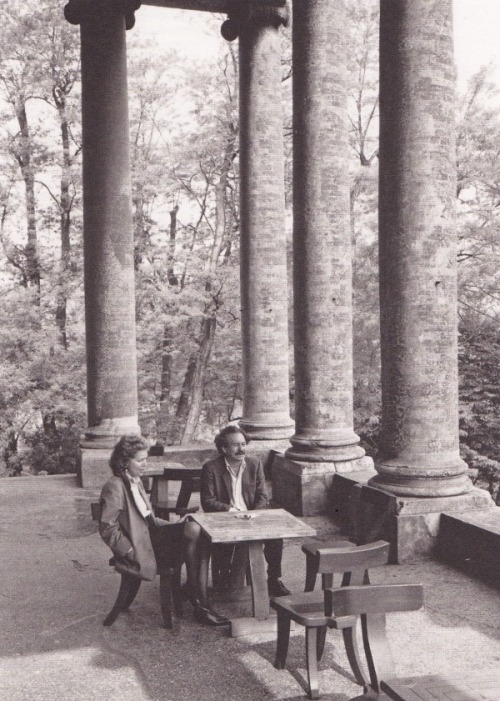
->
left=99, top=434, right=228, bottom=626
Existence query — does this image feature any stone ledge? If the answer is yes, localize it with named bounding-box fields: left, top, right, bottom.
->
left=436, top=508, right=500, bottom=587
left=272, top=454, right=375, bottom=516
left=78, top=443, right=218, bottom=488
left=347, top=484, right=495, bottom=564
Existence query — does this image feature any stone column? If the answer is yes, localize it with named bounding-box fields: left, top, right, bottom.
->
left=222, top=6, right=293, bottom=440
left=65, top=0, right=140, bottom=451
left=285, top=0, right=363, bottom=464
left=373, top=0, right=470, bottom=497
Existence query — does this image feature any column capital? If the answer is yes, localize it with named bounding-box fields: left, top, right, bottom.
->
left=221, top=1, right=289, bottom=41
left=64, top=0, right=141, bottom=30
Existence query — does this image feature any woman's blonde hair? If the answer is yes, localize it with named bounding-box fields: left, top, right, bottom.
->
left=109, top=434, right=148, bottom=477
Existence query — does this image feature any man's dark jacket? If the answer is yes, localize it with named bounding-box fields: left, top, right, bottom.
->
left=201, top=455, right=268, bottom=512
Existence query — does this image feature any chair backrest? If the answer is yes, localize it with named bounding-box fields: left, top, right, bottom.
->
left=328, top=583, right=424, bottom=694
left=316, top=539, right=390, bottom=590
left=316, top=540, right=390, bottom=574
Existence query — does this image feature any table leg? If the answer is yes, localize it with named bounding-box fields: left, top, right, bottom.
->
left=247, top=541, right=269, bottom=620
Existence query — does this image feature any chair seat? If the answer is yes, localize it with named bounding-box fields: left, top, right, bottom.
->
left=271, top=591, right=357, bottom=628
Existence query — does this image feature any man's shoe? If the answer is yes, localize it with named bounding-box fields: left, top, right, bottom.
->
left=193, top=601, right=230, bottom=627
left=268, top=578, right=291, bottom=597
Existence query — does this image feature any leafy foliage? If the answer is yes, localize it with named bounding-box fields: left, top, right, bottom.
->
left=0, top=0, right=500, bottom=486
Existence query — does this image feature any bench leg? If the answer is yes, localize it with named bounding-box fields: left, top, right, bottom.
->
left=305, top=626, right=320, bottom=700
left=103, top=573, right=140, bottom=627
left=274, top=609, right=291, bottom=669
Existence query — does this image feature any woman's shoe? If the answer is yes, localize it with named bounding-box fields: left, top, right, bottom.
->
left=193, top=601, right=230, bottom=626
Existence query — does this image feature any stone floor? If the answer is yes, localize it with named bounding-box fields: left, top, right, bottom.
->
left=0, top=474, right=499, bottom=701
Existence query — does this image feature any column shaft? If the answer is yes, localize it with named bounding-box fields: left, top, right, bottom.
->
left=79, top=6, right=139, bottom=436
left=238, top=15, right=293, bottom=439
left=373, top=0, right=469, bottom=496
left=286, top=0, right=363, bottom=462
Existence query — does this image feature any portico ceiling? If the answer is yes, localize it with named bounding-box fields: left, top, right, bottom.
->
left=142, top=0, right=285, bottom=12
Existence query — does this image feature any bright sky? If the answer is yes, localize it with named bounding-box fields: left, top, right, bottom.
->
left=134, top=1, right=500, bottom=89
left=454, top=0, right=500, bottom=86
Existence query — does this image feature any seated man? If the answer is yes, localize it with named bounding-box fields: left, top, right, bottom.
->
left=201, top=425, right=291, bottom=597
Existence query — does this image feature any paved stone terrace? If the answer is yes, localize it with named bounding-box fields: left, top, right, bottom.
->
left=1, top=475, right=499, bottom=701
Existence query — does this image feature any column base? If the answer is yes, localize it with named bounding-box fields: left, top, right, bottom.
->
left=285, top=429, right=365, bottom=463
left=84, top=416, right=140, bottom=440
left=272, top=453, right=375, bottom=516
left=370, top=454, right=472, bottom=497
left=239, top=418, right=294, bottom=441
left=78, top=446, right=113, bottom=488
left=348, top=483, right=495, bottom=563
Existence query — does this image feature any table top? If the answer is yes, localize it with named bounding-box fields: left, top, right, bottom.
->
left=191, top=508, right=316, bottom=544
left=381, top=669, right=500, bottom=701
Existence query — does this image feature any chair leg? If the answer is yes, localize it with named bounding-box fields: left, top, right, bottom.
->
left=159, top=569, right=175, bottom=629
left=172, top=564, right=184, bottom=617
left=229, top=543, right=248, bottom=591
left=304, top=552, right=318, bottom=592
left=343, top=624, right=369, bottom=686
left=316, top=625, right=327, bottom=661
left=122, top=577, right=141, bottom=611
left=305, top=627, right=320, bottom=700
left=103, top=573, right=138, bottom=627
left=211, top=545, right=233, bottom=592
left=274, top=609, right=291, bottom=669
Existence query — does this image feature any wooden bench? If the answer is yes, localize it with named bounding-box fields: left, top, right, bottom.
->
left=91, top=502, right=183, bottom=628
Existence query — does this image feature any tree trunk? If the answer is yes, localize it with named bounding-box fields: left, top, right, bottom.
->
left=56, top=103, right=72, bottom=349
left=15, top=94, right=40, bottom=295
left=157, top=324, right=174, bottom=441
left=168, top=354, right=197, bottom=444
left=168, top=205, right=179, bottom=286
left=171, top=132, right=236, bottom=442
left=181, top=314, right=217, bottom=444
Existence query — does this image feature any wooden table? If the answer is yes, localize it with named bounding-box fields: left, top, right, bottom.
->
left=381, top=669, right=500, bottom=701
left=143, top=464, right=201, bottom=518
left=192, top=508, right=316, bottom=628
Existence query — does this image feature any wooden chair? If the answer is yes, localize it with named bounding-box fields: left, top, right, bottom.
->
left=150, top=472, right=200, bottom=521
left=270, top=540, right=390, bottom=700
left=91, top=502, right=183, bottom=629
left=328, top=583, right=424, bottom=700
